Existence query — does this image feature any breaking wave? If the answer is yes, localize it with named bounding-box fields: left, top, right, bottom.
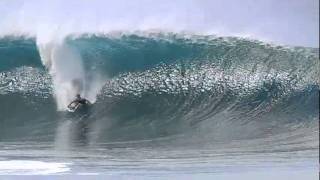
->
left=0, top=33, right=318, bottom=151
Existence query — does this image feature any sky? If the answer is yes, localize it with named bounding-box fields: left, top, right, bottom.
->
left=0, top=0, right=318, bottom=47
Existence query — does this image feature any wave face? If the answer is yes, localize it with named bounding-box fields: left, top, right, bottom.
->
left=0, top=33, right=318, bottom=151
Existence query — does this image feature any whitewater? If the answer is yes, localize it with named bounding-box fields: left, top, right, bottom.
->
left=0, top=0, right=319, bottom=179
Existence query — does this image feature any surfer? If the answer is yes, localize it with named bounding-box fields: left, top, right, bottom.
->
left=66, top=94, right=92, bottom=145
left=67, top=94, right=91, bottom=111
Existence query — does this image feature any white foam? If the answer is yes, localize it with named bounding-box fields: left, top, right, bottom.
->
left=37, top=41, right=85, bottom=110
left=37, top=39, right=102, bottom=110
left=0, top=160, right=71, bottom=175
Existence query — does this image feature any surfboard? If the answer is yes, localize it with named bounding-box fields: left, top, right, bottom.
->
left=67, top=102, right=81, bottom=112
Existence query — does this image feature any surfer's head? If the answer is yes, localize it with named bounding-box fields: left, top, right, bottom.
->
left=76, top=94, right=81, bottom=99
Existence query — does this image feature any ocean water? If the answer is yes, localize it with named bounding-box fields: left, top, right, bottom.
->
left=0, top=33, right=318, bottom=179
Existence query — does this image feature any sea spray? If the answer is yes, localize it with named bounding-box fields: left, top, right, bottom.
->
left=37, top=41, right=85, bottom=110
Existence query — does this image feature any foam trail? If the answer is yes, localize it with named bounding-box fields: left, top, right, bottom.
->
left=54, top=120, right=73, bottom=150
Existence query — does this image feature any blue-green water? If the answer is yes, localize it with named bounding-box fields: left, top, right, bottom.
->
left=0, top=33, right=318, bottom=178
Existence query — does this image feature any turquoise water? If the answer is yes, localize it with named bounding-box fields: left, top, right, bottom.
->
left=0, top=33, right=318, bottom=177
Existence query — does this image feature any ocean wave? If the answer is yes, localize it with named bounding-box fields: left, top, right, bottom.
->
left=0, top=33, right=318, bottom=145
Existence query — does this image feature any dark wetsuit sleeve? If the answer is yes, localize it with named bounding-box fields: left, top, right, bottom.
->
left=79, top=99, right=87, bottom=104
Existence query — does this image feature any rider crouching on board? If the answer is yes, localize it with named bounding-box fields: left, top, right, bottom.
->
left=68, top=94, right=91, bottom=110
